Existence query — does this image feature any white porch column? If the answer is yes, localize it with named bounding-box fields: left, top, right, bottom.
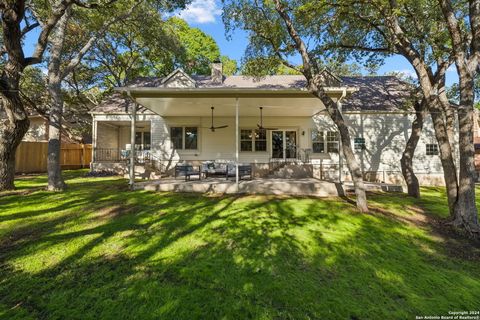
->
left=235, top=97, right=239, bottom=191
left=92, top=117, right=97, bottom=163
left=337, top=89, right=346, bottom=184
left=129, top=100, right=137, bottom=189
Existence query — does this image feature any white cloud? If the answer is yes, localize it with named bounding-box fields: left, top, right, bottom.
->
left=178, top=0, right=222, bottom=24
left=447, top=64, right=456, bottom=73
left=391, top=69, right=417, bottom=79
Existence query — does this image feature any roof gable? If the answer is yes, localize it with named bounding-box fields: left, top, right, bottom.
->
left=161, top=68, right=197, bottom=88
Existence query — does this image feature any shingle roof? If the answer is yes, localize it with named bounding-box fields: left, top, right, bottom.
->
left=92, top=92, right=155, bottom=114
left=341, top=76, right=413, bottom=111
left=91, top=74, right=414, bottom=113
left=223, top=75, right=307, bottom=89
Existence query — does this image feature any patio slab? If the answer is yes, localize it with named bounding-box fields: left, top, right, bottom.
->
left=133, top=178, right=343, bottom=197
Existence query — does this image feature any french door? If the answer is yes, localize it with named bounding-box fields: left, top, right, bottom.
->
left=271, top=130, right=297, bottom=160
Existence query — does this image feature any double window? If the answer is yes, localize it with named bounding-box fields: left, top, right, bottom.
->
left=311, top=130, right=339, bottom=153
left=240, top=129, right=267, bottom=152
left=311, top=130, right=325, bottom=153
left=170, top=126, right=198, bottom=150
left=426, top=143, right=439, bottom=156
left=134, top=132, right=151, bottom=150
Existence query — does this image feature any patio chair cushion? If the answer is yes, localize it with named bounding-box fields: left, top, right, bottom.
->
left=202, top=161, right=228, bottom=175
left=227, top=163, right=252, bottom=176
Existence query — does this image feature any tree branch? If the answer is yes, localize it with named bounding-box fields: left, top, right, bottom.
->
left=71, top=0, right=118, bottom=9
left=61, top=0, right=143, bottom=79
left=438, top=0, right=467, bottom=62
left=328, top=43, right=391, bottom=53
left=272, top=0, right=315, bottom=79
left=25, top=0, right=75, bottom=66
left=21, top=22, right=39, bottom=37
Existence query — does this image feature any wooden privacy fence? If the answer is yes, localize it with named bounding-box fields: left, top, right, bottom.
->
left=15, top=142, right=92, bottom=173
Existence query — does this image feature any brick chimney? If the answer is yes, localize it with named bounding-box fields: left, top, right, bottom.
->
left=211, top=59, right=223, bottom=85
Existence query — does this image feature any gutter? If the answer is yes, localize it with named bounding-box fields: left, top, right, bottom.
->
left=114, top=86, right=358, bottom=98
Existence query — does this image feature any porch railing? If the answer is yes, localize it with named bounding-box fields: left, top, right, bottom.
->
left=94, top=148, right=151, bottom=163
left=94, top=148, right=123, bottom=162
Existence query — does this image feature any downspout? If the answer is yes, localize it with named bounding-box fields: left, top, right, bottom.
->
left=337, top=88, right=347, bottom=184
left=235, top=97, right=239, bottom=192
left=92, top=114, right=97, bottom=165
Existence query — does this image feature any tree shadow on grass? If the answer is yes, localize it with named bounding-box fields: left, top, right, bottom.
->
left=1, top=175, right=480, bottom=319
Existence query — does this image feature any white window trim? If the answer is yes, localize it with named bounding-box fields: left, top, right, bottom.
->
left=310, top=129, right=325, bottom=154
left=311, top=129, right=339, bottom=154
left=426, top=143, right=439, bottom=156
left=134, top=131, right=151, bottom=151
left=239, top=128, right=268, bottom=153
left=169, top=125, right=200, bottom=151
left=354, top=137, right=366, bottom=152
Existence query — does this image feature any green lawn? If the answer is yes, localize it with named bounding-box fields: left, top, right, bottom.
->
left=0, top=171, right=479, bottom=319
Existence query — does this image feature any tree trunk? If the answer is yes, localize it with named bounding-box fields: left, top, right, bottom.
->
left=427, top=97, right=459, bottom=216
left=401, top=99, right=426, bottom=198
left=0, top=95, right=30, bottom=190
left=454, top=73, right=479, bottom=233
left=271, top=0, right=369, bottom=210
left=46, top=10, right=70, bottom=191
left=47, top=85, right=66, bottom=191
left=313, top=88, right=368, bottom=212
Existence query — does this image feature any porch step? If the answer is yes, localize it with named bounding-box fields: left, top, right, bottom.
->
left=122, top=165, right=163, bottom=180
left=343, top=182, right=404, bottom=193
left=267, top=164, right=313, bottom=179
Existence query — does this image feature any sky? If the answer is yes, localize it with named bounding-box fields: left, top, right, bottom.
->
left=178, top=0, right=459, bottom=86
left=22, top=0, right=458, bottom=86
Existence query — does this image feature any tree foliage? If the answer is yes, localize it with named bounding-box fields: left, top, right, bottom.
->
left=223, top=0, right=370, bottom=212
left=221, top=55, right=238, bottom=75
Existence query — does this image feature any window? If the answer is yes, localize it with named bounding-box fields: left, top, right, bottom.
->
left=426, top=143, right=439, bottom=156
left=171, top=127, right=183, bottom=150
left=311, top=130, right=339, bottom=153
left=240, top=129, right=267, bottom=152
left=240, top=129, right=253, bottom=151
left=135, top=132, right=142, bottom=148
left=170, top=126, right=198, bottom=150
left=255, top=129, right=267, bottom=151
left=311, top=130, right=325, bottom=153
left=354, top=137, right=366, bottom=152
left=134, top=132, right=151, bottom=150
left=184, top=127, right=197, bottom=150
left=143, top=132, right=151, bottom=150
left=326, top=131, right=339, bottom=153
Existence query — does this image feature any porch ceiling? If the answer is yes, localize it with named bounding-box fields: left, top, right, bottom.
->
left=119, top=88, right=354, bottom=117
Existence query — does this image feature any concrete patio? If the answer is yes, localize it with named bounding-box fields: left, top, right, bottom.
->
left=133, top=178, right=404, bottom=197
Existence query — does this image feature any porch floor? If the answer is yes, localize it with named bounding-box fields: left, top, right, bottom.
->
left=134, top=178, right=344, bottom=197
left=134, top=178, right=405, bottom=197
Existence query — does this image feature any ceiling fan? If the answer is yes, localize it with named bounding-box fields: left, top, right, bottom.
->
left=204, top=106, right=229, bottom=132
left=257, top=107, right=278, bottom=130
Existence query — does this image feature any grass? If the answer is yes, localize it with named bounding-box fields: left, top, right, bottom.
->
left=0, top=170, right=479, bottom=319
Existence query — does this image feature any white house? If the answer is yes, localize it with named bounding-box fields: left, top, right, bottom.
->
left=90, top=62, right=446, bottom=192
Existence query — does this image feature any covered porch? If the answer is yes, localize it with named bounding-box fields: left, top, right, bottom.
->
left=93, top=120, right=151, bottom=163
left=119, top=86, right=353, bottom=190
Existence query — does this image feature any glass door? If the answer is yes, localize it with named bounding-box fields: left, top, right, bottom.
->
left=271, top=131, right=284, bottom=159
left=271, top=130, right=297, bottom=160
left=285, top=131, right=297, bottom=159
